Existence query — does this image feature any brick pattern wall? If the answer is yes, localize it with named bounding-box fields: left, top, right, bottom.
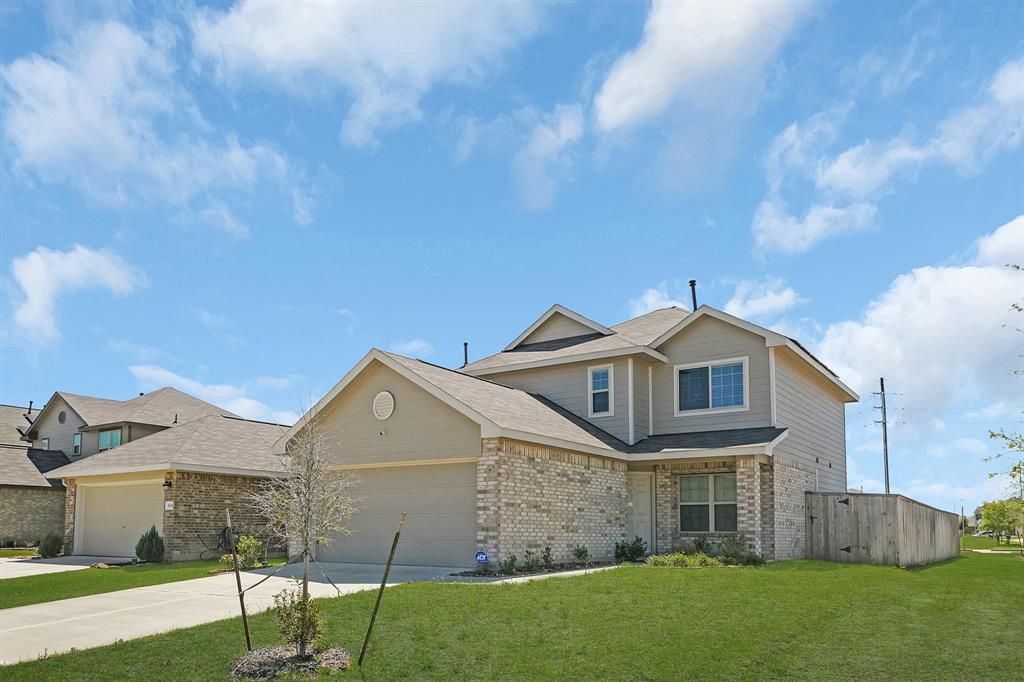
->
left=760, top=463, right=775, bottom=560
left=477, top=438, right=628, bottom=563
left=735, top=457, right=763, bottom=555
left=63, top=480, right=76, bottom=552
left=0, top=487, right=65, bottom=544
left=654, top=459, right=738, bottom=553
left=773, top=457, right=816, bottom=560
left=162, top=471, right=273, bottom=561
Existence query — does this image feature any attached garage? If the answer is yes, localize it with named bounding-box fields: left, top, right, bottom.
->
left=77, top=481, right=164, bottom=557
left=317, top=462, right=477, bottom=568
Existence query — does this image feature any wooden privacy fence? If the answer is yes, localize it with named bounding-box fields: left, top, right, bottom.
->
left=805, top=492, right=959, bottom=567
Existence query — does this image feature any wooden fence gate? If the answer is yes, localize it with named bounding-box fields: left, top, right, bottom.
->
left=805, top=492, right=959, bottom=567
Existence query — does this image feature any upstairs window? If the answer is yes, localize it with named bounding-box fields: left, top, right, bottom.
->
left=40, top=437, right=49, bottom=450
left=588, top=364, right=614, bottom=417
left=98, top=428, right=122, bottom=451
left=679, top=474, right=737, bottom=532
left=73, top=433, right=82, bottom=455
left=674, top=358, right=748, bottom=416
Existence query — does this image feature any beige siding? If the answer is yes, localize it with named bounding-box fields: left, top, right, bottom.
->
left=30, top=396, right=86, bottom=454
left=651, top=316, right=772, bottom=434
left=773, top=346, right=848, bottom=491
left=633, top=358, right=652, bottom=441
left=315, top=360, right=481, bottom=467
left=521, top=313, right=598, bottom=345
left=488, top=357, right=631, bottom=443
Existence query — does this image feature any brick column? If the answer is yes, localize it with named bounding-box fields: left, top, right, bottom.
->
left=735, top=456, right=762, bottom=555
left=476, top=438, right=501, bottom=561
left=63, top=479, right=77, bottom=554
left=654, top=466, right=676, bottom=553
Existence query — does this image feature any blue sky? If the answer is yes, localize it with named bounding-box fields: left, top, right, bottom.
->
left=2, top=1, right=1022, bottom=515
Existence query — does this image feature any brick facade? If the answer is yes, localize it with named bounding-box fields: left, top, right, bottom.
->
left=772, top=457, right=816, bottom=560
left=477, top=438, right=628, bottom=563
left=63, top=479, right=76, bottom=552
left=0, top=486, right=65, bottom=544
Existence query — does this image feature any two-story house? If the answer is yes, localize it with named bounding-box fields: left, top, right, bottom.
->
left=278, top=303, right=858, bottom=567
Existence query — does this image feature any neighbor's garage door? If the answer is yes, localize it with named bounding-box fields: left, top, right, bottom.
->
left=317, top=462, right=477, bottom=568
left=80, top=483, right=164, bottom=557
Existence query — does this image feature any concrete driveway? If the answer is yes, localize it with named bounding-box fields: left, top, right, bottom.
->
left=0, top=556, right=131, bottom=580
left=0, top=562, right=462, bottom=665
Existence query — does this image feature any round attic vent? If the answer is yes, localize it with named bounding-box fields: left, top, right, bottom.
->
left=58, top=410, right=66, bottom=424
left=372, top=391, right=395, bottom=421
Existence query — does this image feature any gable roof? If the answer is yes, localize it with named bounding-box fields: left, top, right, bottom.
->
left=502, top=304, right=615, bottom=351
left=0, top=447, right=70, bottom=488
left=276, top=349, right=627, bottom=457
left=56, top=392, right=122, bottom=425
left=47, top=415, right=288, bottom=479
left=0, top=404, right=32, bottom=447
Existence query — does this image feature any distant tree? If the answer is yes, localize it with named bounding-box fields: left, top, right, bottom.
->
left=987, top=264, right=1024, bottom=500
left=979, top=499, right=1024, bottom=544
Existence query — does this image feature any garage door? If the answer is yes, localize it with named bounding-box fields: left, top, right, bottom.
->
left=317, top=462, right=477, bottom=568
left=80, top=483, right=164, bottom=557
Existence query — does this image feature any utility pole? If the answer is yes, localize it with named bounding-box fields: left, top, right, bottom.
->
left=874, top=377, right=890, bottom=494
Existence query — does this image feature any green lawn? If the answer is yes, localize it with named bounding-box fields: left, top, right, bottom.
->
left=961, top=534, right=1023, bottom=550
left=0, top=548, right=38, bottom=558
left=5, top=552, right=1021, bottom=680
left=0, top=560, right=228, bottom=609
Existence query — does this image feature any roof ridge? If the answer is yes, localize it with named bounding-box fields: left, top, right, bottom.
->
left=222, top=414, right=291, bottom=428
left=385, top=351, right=528, bottom=394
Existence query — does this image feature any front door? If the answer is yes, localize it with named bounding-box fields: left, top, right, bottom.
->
left=627, top=472, right=654, bottom=551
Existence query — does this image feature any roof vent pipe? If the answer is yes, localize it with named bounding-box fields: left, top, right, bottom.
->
left=462, top=342, right=469, bottom=368
left=27, top=400, right=33, bottom=414
left=173, top=413, right=178, bottom=424
left=689, top=279, right=698, bottom=310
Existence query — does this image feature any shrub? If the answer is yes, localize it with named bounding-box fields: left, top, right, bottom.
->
left=691, top=536, right=712, bottom=554
left=224, top=535, right=264, bottom=569
left=499, top=554, right=517, bottom=574
left=38, top=532, right=62, bottom=558
left=614, top=536, right=647, bottom=562
left=717, top=533, right=766, bottom=566
left=522, top=549, right=541, bottom=571
left=646, top=552, right=723, bottom=568
left=273, top=588, right=323, bottom=653
left=572, top=545, right=590, bottom=565
left=541, top=545, right=554, bottom=570
left=135, top=525, right=165, bottom=562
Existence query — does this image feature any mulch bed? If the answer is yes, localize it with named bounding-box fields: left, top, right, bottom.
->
left=230, top=646, right=350, bottom=679
left=451, top=562, right=615, bottom=578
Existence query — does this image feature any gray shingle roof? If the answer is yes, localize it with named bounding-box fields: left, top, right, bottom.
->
left=58, top=392, right=123, bottom=424
left=0, top=404, right=31, bottom=447
left=462, top=306, right=689, bottom=373
left=385, top=353, right=622, bottom=452
left=628, top=427, right=788, bottom=454
left=84, top=387, right=237, bottom=429
left=47, top=415, right=289, bottom=479
left=0, top=447, right=70, bottom=488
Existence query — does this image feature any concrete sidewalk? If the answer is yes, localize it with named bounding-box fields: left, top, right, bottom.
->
left=0, top=556, right=130, bottom=580
left=0, top=562, right=458, bottom=665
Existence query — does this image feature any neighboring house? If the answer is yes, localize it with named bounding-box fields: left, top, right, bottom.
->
left=16, top=386, right=256, bottom=558
left=279, top=303, right=858, bottom=568
left=0, top=403, right=69, bottom=544
left=48, top=415, right=288, bottom=559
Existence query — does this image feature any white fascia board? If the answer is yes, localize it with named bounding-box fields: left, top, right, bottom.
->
left=273, top=349, right=501, bottom=451
left=502, top=304, right=615, bottom=351
left=466, top=346, right=669, bottom=377
left=58, top=462, right=286, bottom=479
left=777, top=340, right=860, bottom=402
left=626, top=445, right=770, bottom=462
left=496, top=429, right=619, bottom=458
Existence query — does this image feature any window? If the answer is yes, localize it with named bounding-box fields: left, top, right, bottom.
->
left=679, top=474, right=737, bottom=532
left=73, top=433, right=82, bottom=455
left=674, top=357, right=748, bottom=416
left=98, top=428, right=122, bottom=451
left=588, top=364, right=614, bottom=417
left=40, top=438, right=49, bottom=450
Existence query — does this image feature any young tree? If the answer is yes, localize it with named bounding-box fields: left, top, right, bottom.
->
left=251, top=409, right=357, bottom=656
left=979, top=499, right=1024, bottom=544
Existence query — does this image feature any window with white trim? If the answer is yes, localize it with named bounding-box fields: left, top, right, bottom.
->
left=73, top=433, right=82, bottom=455
left=588, top=364, right=614, bottom=417
left=40, top=437, right=49, bottom=450
left=679, top=474, right=737, bottom=532
left=674, top=358, right=748, bottom=416
left=98, top=428, right=122, bottom=451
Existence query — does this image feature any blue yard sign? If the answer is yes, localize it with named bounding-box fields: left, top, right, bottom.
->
left=475, top=551, right=488, bottom=566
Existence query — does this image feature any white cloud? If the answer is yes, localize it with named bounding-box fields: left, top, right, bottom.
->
left=754, top=56, right=1023, bottom=254
left=593, top=0, right=813, bottom=132
left=191, top=1, right=543, bottom=147
left=954, top=438, right=988, bottom=457
left=816, top=214, right=1024, bottom=413
left=511, top=104, right=583, bottom=210
left=129, top=364, right=299, bottom=424
left=389, top=339, right=435, bottom=357
left=9, top=244, right=147, bottom=342
left=975, top=215, right=1024, bottom=266
left=1, top=21, right=305, bottom=224
left=628, top=282, right=689, bottom=317
left=197, top=202, right=249, bottom=239
left=196, top=309, right=229, bottom=329
left=724, top=277, right=805, bottom=319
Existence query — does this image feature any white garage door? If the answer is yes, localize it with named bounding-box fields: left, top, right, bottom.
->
left=80, top=483, right=164, bottom=557
left=317, top=462, right=477, bottom=568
